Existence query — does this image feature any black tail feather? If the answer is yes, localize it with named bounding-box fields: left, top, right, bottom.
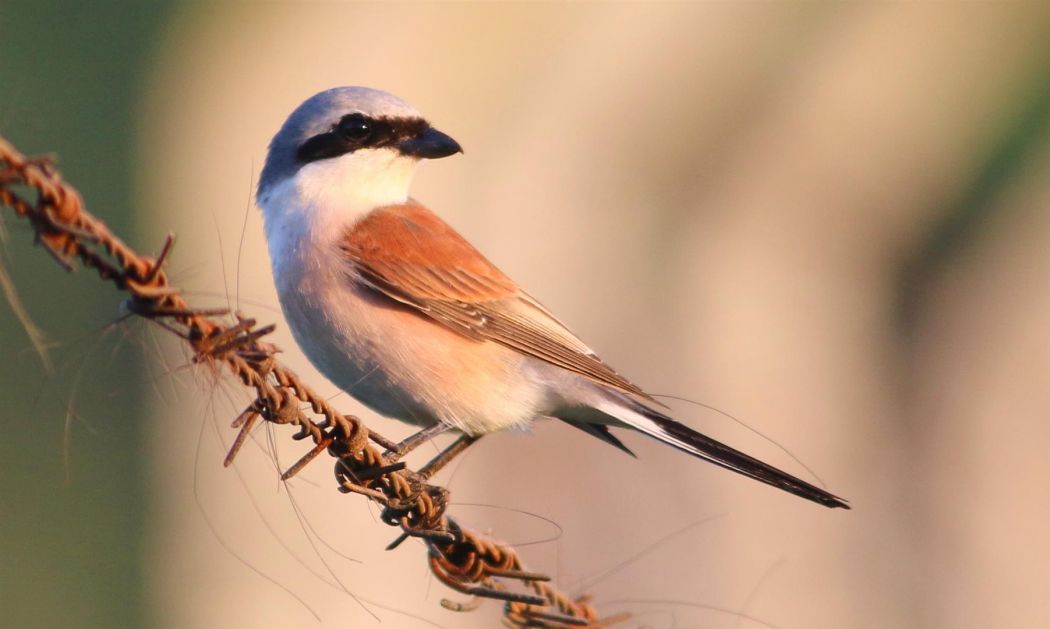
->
left=564, top=419, right=637, bottom=457
left=623, top=404, right=849, bottom=509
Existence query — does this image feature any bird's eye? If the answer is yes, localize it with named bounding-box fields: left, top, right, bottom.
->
left=338, top=115, right=372, bottom=142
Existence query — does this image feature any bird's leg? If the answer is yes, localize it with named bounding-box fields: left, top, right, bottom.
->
left=387, top=422, right=452, bottom=461
left=418, top=433, right=479, bottom=480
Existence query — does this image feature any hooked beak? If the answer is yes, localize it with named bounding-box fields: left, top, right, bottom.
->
left=398, top=126, right=462, bottom=159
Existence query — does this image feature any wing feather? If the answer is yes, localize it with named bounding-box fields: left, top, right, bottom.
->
left=342, top=201, right=650, bottom=399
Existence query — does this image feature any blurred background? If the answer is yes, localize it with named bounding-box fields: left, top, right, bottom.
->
left=3, top=2, right=1050, bottom=628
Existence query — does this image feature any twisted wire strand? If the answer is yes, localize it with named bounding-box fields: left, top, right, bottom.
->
left=0, top=135, right=620, bottom=628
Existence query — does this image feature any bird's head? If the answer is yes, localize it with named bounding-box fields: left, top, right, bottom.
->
left=258, top=87, right=461, bottom=213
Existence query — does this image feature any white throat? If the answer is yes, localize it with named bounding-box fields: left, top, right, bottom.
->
left=259, top=147, right=419, bottom=234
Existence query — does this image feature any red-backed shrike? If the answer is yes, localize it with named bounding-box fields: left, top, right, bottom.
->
left=257, top=87, right=848, bottom=509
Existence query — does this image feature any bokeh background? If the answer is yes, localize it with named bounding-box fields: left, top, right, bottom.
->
left=3, top=2, right=1050, bottom=628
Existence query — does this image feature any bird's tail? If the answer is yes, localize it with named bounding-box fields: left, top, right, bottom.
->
left=595, top=397, right=849, bottom=509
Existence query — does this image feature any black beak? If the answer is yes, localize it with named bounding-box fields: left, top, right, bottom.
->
left=398, top=126, right=462, bottom=159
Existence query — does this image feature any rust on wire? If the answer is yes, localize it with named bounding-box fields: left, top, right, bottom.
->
left=0, top=135, right=617, bottom=629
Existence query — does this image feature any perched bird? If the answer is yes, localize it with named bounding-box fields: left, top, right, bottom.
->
left=257, top=86, right=848, bottom=509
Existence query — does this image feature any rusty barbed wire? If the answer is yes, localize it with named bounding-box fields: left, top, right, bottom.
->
left=0, top=134, right=631, bottom=628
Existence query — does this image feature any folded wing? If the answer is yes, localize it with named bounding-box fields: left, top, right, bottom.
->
left=341, top=200, right=650, bottom=399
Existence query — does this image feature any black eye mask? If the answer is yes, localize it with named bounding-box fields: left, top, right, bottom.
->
left=296, top=114, right=430, bottom=164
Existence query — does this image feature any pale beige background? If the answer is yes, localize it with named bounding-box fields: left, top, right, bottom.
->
left=137, top=3, right=1050, bottom=628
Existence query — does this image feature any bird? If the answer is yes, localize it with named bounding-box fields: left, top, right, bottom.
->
left=256, top=86, right=848, bottom=509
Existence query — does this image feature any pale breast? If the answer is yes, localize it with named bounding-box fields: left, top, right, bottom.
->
left=261, top=187, right=548, bottom=433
